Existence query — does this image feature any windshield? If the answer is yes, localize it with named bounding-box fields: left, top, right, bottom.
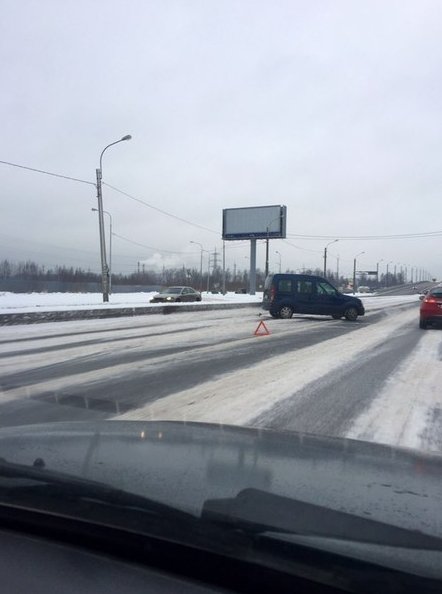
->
left=1, top=1, right=442, bottom=590
left=317, top=282, right=338, bottom=296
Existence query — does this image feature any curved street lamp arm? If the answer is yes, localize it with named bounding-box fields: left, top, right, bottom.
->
left=99, top=135, right=132, bottom=171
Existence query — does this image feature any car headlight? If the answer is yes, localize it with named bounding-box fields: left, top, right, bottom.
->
left=166, top=296, right=173, bottom=301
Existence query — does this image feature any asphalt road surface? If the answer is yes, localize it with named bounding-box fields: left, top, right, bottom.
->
left=1, top=296, right=440, bottom=452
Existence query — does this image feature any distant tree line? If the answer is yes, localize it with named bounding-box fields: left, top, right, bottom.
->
left=0, top=259, right=409, bottom=292
left=0, top=260, right=100, bottom=282
left=0, top=259, right=263, bottom=292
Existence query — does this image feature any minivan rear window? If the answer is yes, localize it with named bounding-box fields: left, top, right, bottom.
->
left=264, top=275, right=274, bottom=290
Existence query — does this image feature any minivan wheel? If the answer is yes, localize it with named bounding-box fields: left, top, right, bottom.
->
left=279, top=305, right=294, bottom=319
left=344, top=307, right=358, bottom=321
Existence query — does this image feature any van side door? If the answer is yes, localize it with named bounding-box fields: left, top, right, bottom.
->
left=315, top=281, right=343, bottom=315
left=294, top=278, right=316, bottom=313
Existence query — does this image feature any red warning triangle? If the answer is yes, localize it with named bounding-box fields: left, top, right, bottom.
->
left=254, top=320, right=270, bottom=336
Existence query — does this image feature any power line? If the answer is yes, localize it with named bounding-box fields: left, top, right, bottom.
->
left=113, top=232, right=189, bottom=255
left=8, top=157, right=440, bottom=244
left=1, top=158, right=220, bottom=235
left=281, top=239, right=323, bottom=254
left=103, top=183, right=219, bottom=235
left=0, top=159, right=95, bottom=186
left=287, top=231, right=442, bottom=240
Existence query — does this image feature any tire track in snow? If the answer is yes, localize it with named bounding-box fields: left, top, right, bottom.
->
left=347, top=330, right=442, bottom=452
left=114, top=308, right=418, bottom=426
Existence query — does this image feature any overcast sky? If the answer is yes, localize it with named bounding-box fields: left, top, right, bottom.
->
left=2, top=0, right=442, bottom=280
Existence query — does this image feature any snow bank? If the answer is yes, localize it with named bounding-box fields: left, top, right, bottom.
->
left=0, top=291, right=262, bottom=314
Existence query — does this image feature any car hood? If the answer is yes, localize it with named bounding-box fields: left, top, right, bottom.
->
left=0, top=421, right=441, bottom=584
left=0, top=420, right=439, bottom=529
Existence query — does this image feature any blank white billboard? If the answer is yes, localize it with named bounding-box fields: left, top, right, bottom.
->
left=222, top=205, right=287, bottom=240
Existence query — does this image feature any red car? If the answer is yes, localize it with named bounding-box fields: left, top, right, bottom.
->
left=419, top=287, right=442, bottom=328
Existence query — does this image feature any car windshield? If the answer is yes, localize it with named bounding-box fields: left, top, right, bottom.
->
left=317, top=282, right=337, bottom=295
left=1, top=2, right=442, bottom=591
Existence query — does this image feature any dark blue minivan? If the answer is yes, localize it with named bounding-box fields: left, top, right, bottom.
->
left=262, top=274, right=365, bottom=320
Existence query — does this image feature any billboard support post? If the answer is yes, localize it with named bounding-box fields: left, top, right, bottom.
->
left=222, top=241, right=226, bottom=295
left=265, top=231, right=269, bottom=278
left=249, top=239, right=257, bottom=295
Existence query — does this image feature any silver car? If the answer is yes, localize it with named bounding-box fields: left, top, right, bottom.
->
left=150, top=286, right=202, bottom=303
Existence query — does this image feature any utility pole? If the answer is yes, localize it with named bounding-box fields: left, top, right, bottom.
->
left=323, top=239, right=338, bottom=278
left=96, top=134, right=131, bottom=302
left=353, top=251, right=365, bottom=294
left=207, top=255, right=211, bottom=293
left=212, top=247, right=219, bottom=270
left=95, top=167, right=109, bottom=301
left=190, top=241, right=204, bottom=292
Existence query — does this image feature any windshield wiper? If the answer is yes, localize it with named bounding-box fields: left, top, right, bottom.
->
left=0, top=457, right=253, bottom=558
left=0, top=457, right=194, bottom=523
left=202, top=488, right=442, bottom=551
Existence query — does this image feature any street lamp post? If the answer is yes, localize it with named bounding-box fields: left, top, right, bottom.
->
left=96, top=134, right=131, bottom=302
left=386, top=261, right=393, bottom=287
left=265, top=227, right=270, bottom=277
left=275, top=250, right=282, bottom=273
left=207, top=254, right=211, bottom=293
left=376, top=259, right=383, bottom=287
left=190, top=241, right=204, bottom=292
left=92, top=208, right=113, bottom=293
left=353, top=251, right=365, bottom=294
left=323, top=239, right=339, bottom=278
left=265, top=214, right=282, bottom=277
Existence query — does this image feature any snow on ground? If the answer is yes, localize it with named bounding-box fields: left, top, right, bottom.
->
left=2, top=292, right=437, bottom=453
left=347, top=331, right=442, bottom=451
left=0, top=291, right=261, bottom=313
left=0, top=290, right=418, bottom=314
left=115, top=307, right=420, bottom=426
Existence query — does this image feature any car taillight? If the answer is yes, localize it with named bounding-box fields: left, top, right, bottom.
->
left=425, top=296, right=437, bottom=303
left=270, top=287, right=275, bottom=301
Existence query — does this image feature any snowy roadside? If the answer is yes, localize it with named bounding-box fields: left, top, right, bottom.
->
left=0, top=291, right=262, bottom=314
left=0, top=290, right=418, bottom=314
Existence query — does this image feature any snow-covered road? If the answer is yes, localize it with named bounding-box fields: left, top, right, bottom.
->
left=0, top=294, right=441, bottom=454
